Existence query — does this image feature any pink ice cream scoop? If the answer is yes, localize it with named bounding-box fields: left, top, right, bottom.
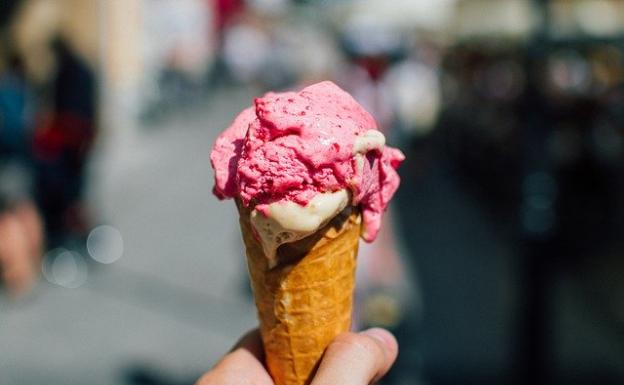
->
left=210, top=81, right=404, bottom=242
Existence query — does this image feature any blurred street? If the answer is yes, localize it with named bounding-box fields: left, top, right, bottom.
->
left=0, top=87, right=258, bottom=385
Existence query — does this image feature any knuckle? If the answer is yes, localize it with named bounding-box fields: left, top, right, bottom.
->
left=330, top=332, right=383, bottom=359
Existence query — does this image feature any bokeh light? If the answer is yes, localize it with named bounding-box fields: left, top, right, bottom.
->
left=86, top=225, right=124, bottom=264
left=42, top=248, right=88, bottom=289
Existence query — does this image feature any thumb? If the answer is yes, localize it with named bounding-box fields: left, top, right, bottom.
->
left=311, top=328, right=398, bottom=385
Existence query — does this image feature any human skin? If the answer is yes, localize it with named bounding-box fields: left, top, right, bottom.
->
left=0, top=201, right=43, bottom=296
left=196, top=328, right=398, bottom=385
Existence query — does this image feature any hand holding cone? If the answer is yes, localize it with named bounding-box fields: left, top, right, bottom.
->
left=210, top=81, right=404, bottom=385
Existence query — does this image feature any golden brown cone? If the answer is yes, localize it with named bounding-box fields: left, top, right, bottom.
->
left=238, top=203, right=360, bottom=385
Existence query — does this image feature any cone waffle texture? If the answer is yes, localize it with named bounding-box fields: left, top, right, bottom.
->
left=238, top=203, right=360, bottom=385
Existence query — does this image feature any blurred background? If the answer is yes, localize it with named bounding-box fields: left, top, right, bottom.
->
left=1, top=0, right=623, bottom=384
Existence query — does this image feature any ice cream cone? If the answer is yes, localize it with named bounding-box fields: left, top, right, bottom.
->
left=238, top=202, right=361, bottom=385
left=211, top=82, right=404, bottom=384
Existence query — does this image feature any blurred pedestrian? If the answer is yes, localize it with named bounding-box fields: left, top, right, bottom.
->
left=0, top=74, right=41, bottom=296
left=0, top=47, right=43, bottom=296
left=33, top=37, right=96, bottom=246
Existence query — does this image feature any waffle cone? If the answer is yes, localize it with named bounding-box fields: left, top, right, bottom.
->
left=238, top=203, right=360, bottom=385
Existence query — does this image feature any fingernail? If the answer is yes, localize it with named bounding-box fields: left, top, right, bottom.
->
left=361, top=328, right=397, bottom=351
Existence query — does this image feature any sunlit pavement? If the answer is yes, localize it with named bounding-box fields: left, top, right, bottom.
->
left=0, top=87, right=260, bottom=385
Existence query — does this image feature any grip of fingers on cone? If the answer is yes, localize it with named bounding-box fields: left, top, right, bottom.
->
left=238, top=203, right=360, bottom=385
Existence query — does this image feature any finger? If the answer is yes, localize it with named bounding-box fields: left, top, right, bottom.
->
left=228, top=328, right=265, bottom=358
left=311, top=328, right=398, bottom=385
left=196, top=329, right=274, bottom=385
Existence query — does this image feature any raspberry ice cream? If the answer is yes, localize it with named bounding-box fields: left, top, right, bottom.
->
left=210, top=81, right=404, bottom=262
